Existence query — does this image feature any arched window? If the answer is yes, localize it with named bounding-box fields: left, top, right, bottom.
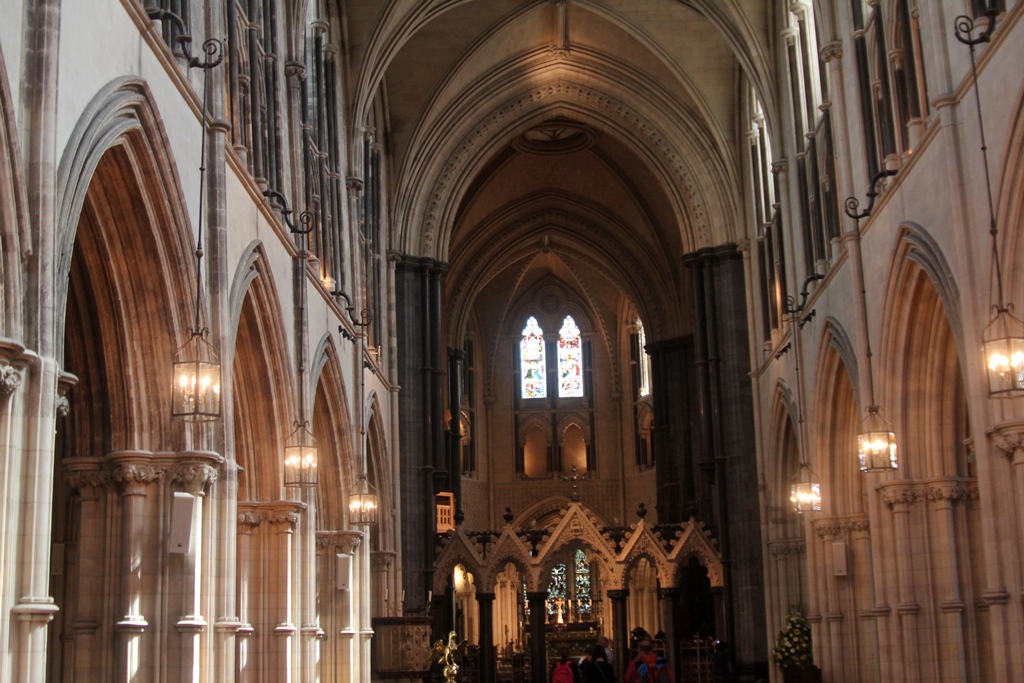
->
left=521, top=317, right=546, bottom=399
left=546, top=550, right=593, bottom=622
left=558, top=315, right=583, bottom=398
left=637, top=317, right=651, bottom=397
left=573, top=550, right=592, bottom=619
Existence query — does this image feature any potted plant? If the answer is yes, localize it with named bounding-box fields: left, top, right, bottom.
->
left=771, top=614, right=821, bottom=683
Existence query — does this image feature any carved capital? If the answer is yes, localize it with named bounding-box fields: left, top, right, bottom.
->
left=926, top=484, right=969, bottom=505
left=267, top=510, right=301, bottom=528
left=812, top=521, right=843, bottom=540
left=168, top=464, right=219, bottom=494
left=317, top=530, right=363, bottom=554
left=0, top=365, right=22, bottom=396
left=769, top=541, right=806, bottom=557
left=371, top=550, right=395, bottom=571
left=346, top=176, right=364, bottom=193
left=880, top=486, right=919, bottom=508
left=992, top=427, right=1024, bottom=460
left=113, top=463, right=160, bottom=495
left=771, top=158, right=789, bottom=175
left=284, top=61, right=306, bottom=80
left=237, top=510, right=263, bottom=532
left=67, top=469, right=110, bottom=496
left=819, top=41, right=843, bottom=63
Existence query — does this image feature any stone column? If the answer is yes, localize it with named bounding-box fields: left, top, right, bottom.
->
left=477, top=592, right=496, bottom=683
left=236, top=509, right=261, bottom=683
left=880, top=485, right=920, bottom=683
left=657, top=587, right=678, bottom=675
left=607, top=589, right=629, bottom=683
left=317, top=530, right=363, bottom=683
left=448, top=347, right=466, bottom=524
left=371, top=551, right=396, bottom=616
left=168, top=460, right=219, bottom=678
left=527, top=591, right=548, bottom=683
left=268, top=506, right=302, bottom=682
left=395, top=255, right=449, bottom=613
left=64, top=460, right=109, bottom=680
left=927, top=482, right=970, bottom=683
left=111, top=455, right=160, bottom=681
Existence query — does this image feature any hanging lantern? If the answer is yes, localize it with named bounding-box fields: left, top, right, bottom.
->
left=983, top=307, right=1024, bottom=398
left=284, top=422, right=318, bottom=486
left=790, top=464, right=821, bottom=514
left=858, top=405, right=897, bottom=472
left=349, top=474, right=379, bottom=525
left=172, top=329, right=221, bottom=420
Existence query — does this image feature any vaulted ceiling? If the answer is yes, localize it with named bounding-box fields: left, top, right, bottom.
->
left=344, top=0, right=777, bottom=342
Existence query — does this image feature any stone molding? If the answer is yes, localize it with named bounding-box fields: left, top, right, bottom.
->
left=112, top=462, right=161, bottom=496
left=990, top=420, right=1024, bottom=461
left=819, top=41, right=842, bottom=63
left=167, top=463, right=219, bottom=494
left=877, top=478, right=977, bottom=509
left=0, top=364, right=22, bottom=396
left=317, top=529, right=364, bottom=555
left=809, top=516, right=869, bottom=540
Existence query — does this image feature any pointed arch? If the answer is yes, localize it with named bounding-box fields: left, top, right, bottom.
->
left=230, top=243, right=295, bottom=501
left=365, top=392, right=393, bottom=549
left=879, top=226, right=969, bottom=478
left=813, top=321, right=863, bottom=514
left=310, top=334, right=354, bottom=530
left=55, top=78, right=195, bottom=359
left=0, top=42, right=26, bottom=336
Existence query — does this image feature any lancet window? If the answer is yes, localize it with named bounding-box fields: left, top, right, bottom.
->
left=521, top=317, right=547, bottom=399
left=558, top=315, right=584, bottom=398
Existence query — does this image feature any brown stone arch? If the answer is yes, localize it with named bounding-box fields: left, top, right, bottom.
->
left=55, top=78, right=196, bottom=362
left=0, top=42, right=26, bottom=336
left=879, top=226, right=969, bottom=479
left=767, top=382, right=802, bottom=526
left=62, top=134, right=195, bottom=453
left=310, top=335, right=354, bottom=531
left=230, top=243, right=294, bottom=501
left=812, top=320, right=863, bottom=514
left=365, top=393, right=392, bottom=548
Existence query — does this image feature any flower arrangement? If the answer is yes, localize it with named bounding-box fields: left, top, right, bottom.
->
left=771, top=614, right=813, bottom=669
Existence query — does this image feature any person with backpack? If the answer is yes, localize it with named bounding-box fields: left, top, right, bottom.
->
left=624, top=640, right=675, bottom=683
left=550, top=648, right=582, bottom=683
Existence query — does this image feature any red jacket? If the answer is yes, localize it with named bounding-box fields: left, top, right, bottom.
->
left=624, top=653, right=675, bottom=683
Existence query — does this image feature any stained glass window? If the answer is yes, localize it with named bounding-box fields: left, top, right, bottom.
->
left=558, top=316, right=583, bottom=398
left=521, top=317, right=546, bottom=399
left=637, top=317, right=650, bottom=397
left=547, top=563, right=567, bottom=618
left=574, top=550, right=592, bottom=618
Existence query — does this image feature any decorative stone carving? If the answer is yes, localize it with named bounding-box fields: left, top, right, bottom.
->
left=316, top=530, right=363, bottom=555
left=168, top=463, right=219, bottom=494
left=0, top=365, right=22, bottom=396
left=237, top=510, right=263, bottom=532
left=113, top=463, right=160, bottom=495
left=67, top=469, right=109, bottom=495
left=371, top=550, right=395, bottom=571
left=769, top=541, right=806, bottom=557
left=772, top=158, right=789, bottom=174
left=819, top=41, right=843, bottom=63
left=55, top=395, right=70, bottom=417
left=267, top=510, right=301, bottom=528
left=879, top=486, right=920, bottom=508
left=284, top=61, right=306, bottom=81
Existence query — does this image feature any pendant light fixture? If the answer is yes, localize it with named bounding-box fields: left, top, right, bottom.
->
left=846, top=172, right=899, bottom=472
left=954, top=8, right=1024, bottom=398
left=262, top=189, right=320, bottom=487
left=785, top=275, right=824, bottom=513
left=172, top=40, right=223, bottom=421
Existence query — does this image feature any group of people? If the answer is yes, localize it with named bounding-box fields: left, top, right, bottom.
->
left=549, top=637, right=677, bottom=683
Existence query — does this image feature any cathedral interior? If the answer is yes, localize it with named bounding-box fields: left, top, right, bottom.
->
left=1, top=1, right=1023, bottom=682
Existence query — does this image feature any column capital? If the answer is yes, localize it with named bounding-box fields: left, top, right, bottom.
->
left=606, top=589, right=629, bottom=601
